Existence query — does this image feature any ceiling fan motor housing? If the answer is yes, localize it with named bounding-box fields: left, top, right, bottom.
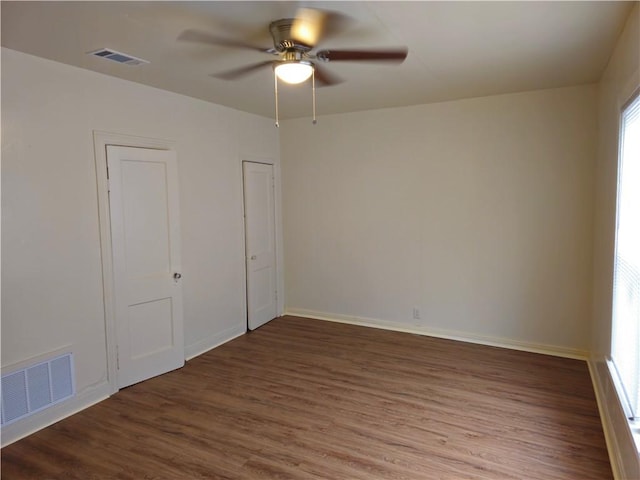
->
left=269, top=19, right=312, bottom=53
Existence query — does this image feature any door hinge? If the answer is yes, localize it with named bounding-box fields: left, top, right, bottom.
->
left=116, top=345, right=120, bottom=370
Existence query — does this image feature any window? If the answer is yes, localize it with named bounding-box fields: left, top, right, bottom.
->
left=611, top=91, right=640, bottom=420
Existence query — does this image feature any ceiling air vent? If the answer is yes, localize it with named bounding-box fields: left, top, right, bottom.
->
left=88, top=48, right=149, bottom=66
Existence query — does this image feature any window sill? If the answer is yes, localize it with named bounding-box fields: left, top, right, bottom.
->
left=606, top=359, right=640, bottom=456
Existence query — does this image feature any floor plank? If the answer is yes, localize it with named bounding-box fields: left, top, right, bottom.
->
left=1, top=316, right=612, bottom=479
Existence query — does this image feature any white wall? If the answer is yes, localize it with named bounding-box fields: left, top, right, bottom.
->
left=1, top=48, right=279, bottom=443
left=590, top=5, right=640, bottom=479
left=281, top=84, right=597, bottom=356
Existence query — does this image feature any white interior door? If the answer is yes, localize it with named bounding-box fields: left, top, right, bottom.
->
left=243, top=161, right=277, bottom=330
left=107, top=145, right=184, bottom=388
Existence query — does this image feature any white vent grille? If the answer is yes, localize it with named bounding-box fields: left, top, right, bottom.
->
left=88, top=48, right=149, bottom=66
left=1, top=353, right=75, bottom=426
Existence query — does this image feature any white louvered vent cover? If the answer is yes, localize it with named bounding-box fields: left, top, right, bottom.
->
left=1, top=353, right=75, bottom=426
left=88, top=48, right=149, bottom=66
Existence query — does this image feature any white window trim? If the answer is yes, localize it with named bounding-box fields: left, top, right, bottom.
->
left=609, top=82, right=640, bottom=457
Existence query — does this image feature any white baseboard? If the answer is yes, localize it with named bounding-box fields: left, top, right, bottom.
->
left=588, top=357, right=640, bottom=480
left=185, top=324, right=246, bottom=361
left=589, top=358, right=624, bottom=480
left=1, top=380, right=111, bottom=448
left=285, top=308, right=589, bottom=360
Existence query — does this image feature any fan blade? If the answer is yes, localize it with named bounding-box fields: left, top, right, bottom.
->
left=316, top=48, right=408, bottom=63
left=211, top=61, right=274, bottom=80
left=313, top=64, right=343, bottom=87
left=178, top=29, right=271, bottom=53
left=291, top=8, right=351, bottom=48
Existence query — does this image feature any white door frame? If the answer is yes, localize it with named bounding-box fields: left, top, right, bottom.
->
left=239, top=156, right=284, bottom=327
left=93, top=131, right=177, bottom=394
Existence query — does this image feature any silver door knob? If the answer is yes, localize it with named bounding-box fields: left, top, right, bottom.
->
left=173, top=272, right=182, bottom=280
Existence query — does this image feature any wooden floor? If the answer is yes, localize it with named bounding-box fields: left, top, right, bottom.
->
left=2, top=316, right=611, bottom=479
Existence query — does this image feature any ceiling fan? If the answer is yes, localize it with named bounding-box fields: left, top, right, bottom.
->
left=178, top=8, right=408, bottom=125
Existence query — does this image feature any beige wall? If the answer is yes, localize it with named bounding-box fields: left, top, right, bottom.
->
left=281, top=84, right=597, bottom=356
left=591, top=5, right=640, bottom=479
left=1, top=48, right=279, bottom=443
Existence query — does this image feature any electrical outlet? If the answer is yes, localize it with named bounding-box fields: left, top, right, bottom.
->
left=412, top=307, right=420, bottom=320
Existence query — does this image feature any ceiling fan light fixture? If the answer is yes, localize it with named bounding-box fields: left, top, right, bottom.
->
left=274, top=61, right=314, bottom=84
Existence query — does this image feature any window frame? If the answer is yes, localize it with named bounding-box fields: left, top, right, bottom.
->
left=610, top=87, right=640, bottom=423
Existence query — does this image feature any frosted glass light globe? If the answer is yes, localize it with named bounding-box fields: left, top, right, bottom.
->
left=274, top=61, right=313, bottom=84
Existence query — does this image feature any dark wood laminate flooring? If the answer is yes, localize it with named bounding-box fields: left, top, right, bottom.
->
left=1, top=316, right=612, bottom=479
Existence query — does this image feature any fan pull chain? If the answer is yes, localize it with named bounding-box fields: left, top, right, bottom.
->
left=274, top=70, right=280, bottom=128
left=312, top=68, right=317, bottom=125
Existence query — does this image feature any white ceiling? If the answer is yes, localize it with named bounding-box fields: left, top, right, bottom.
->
left=1, top=1, right=635, bottom=120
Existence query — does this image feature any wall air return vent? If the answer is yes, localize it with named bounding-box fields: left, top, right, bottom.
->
left=1, top=353, right=75, bottom=426
left=88, top=48, right=149, bottom=66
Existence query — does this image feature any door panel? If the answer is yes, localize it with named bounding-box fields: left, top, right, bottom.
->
left=122, top=160, right=171, bottom=277
left=128, top=298, right=174, bottom=359
left=107, top=146, right=184, bottom=388
left=243, top=162, right=277, bottom=330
